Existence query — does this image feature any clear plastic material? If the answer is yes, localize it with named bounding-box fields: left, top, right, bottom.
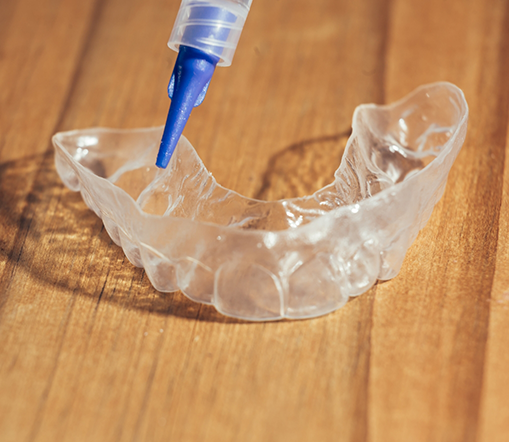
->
left=168, top=0, right=252, bottom=66
left=52, top=82, right=468, bottom=321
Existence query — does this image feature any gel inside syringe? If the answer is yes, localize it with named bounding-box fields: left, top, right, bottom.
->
left=156, top=0, right=253, bottom=169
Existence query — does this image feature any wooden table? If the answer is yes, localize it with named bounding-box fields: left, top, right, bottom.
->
left=1, top=0, right=508, bottom=441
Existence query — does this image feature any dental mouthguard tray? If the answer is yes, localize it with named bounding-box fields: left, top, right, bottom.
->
left=52, top=82, right=468, bottom=321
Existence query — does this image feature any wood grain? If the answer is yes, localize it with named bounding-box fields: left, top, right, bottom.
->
left=1, top=0, right=508, bottom=441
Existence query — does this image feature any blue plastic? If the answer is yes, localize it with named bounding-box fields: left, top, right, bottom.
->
left=156, top=46, right=219, bottom=169
left=156, top=5, right=238, bottom=169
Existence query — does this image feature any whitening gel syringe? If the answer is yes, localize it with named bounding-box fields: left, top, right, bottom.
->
left=156, top=0, right=253, bottom=168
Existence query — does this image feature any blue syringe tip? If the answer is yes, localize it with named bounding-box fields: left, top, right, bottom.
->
left=156, top=46, right=220, bottom=169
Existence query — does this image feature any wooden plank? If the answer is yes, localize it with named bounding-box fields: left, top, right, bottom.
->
left=0, top=0, right=508, bottom=441
left=0, top=0, right=101, bottom=440
left=371, top=1, right=509, bottom=441
left=479, top=114, right=509, bottom=442
left=478, top=2, right=509, bottom=437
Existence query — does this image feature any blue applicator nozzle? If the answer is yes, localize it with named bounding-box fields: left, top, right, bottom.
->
left=156, top=46, right=220, bottom=169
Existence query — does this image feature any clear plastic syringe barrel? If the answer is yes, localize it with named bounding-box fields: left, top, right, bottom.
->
left=168, top=0, right=252, bottom=67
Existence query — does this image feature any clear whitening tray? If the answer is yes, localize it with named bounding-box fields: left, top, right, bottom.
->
left=52, top=82, right=468, bottom=321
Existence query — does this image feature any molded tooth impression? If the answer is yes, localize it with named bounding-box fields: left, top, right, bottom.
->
left=52, top=82, right=468, bottom=321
